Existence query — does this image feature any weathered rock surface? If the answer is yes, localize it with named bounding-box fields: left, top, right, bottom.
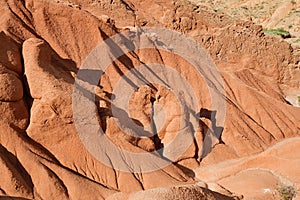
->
left=0, top=0, right=299, bottom=199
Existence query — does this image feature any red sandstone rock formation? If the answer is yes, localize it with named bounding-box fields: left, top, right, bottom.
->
left=0, top=0, right=299, bottom=199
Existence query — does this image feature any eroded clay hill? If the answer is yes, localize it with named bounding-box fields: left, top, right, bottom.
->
left=0, top=0, right=299, bottom=199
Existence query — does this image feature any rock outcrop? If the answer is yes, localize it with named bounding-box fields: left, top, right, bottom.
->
left=0, top=0, right=299, bottom=199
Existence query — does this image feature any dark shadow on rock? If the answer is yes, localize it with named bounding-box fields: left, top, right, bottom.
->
left=9, top=124, right=61, bottom=164
left=285, top=99, right=293, bottom=105
left=197, top=108, right=224, bottom=160
left=0, top=144, right=33, bottom=194
left=198, top=108, right=224, bottom=142
left=98, top=28, right=170, bottom=90
left=174, top=163, right=196, bottom=178
left=22, top=39, right=77, bottom=124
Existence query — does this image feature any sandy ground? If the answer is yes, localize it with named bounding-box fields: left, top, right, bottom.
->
left=191, top=0, right=300, bottom=43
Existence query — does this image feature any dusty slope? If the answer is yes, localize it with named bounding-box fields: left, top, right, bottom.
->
left=196, top=137, right=300, bottom=199
left=0, top=0, right=299, bottom=199
left=190, top=0, right=300, bottom=42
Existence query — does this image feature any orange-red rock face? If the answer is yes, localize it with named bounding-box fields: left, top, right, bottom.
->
left=0, top=0, right=299, bottom=199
